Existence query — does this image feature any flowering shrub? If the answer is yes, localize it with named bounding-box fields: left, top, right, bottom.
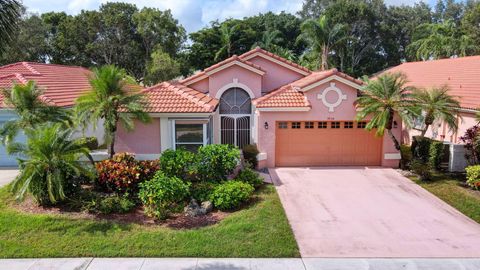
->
left=138, top=171, right=190, bottom=219
left=95, top=153, right=159, bottom=193
left=459, top=125, right=480, bottom=165
left=465, top=165, right=480, bottom=189
left=210, top=181, right=254, bottom=210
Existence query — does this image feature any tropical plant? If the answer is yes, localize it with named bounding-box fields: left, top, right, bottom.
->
left=210, top=181, right=254, bottom=210
left=0, top=81, right=70, bottom=146
left=297, top=15, right=345, bottom=70
left=236, top=168, right=263, bottom=189
left=412, top=86, right=460, bottom=137
left=0, top=0, right=21, bottom=53
left=75, top=65, right=151, bottom=158
left=195, top=144, right=241, bottom=182
left=465, top=165, right=480, bottom=189
left=159, top=148, right=195, bottom=180
left=459, top=125, right=480, bottom=165
left=252, top=30, right=283, bottom=52
left=356, top=73, right=419, bottom=150
left=214, top=23, right=238, bottom=61
left=8, top=123, right=93, bottom=205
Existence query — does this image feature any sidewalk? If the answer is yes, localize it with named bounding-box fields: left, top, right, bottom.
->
left=3, top=258, right=480, bottom=270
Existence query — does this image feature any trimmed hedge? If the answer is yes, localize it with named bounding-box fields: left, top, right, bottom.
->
left=196, top=144, right=241, bottom=182
left=236, top=168, right=263, bottom=189
left=400, top=144, right=412, bottom=169
left=429, top=141, right=445, bottom=170
left=411, top=136, right=432, bottom=163
left=159, top=148, right=195, bottom=179
left=210, top=181, right=254, bottom=210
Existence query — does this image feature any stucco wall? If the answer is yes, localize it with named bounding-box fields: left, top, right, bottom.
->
left=208, top=65, right=262, bottom=98
left=247, top=56, right=305, bottom=93
left=115, top=118, right=161, bottom=154
left=189, top=78, right=209, bottom=93
left=256, top=80, right=402, bottom=168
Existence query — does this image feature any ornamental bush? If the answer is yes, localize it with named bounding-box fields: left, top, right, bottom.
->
left=138, top=171, right=190, bottom=219
left=210, top=181, right=254, bottom=210
left=190, top=181, right=216, bottom=202
left=78, top=136, right=99, bottom=150
left=242, top=144, right=259, bottom=168
left=459, top=125, right=480, bottom=165
left=83, top=194, right=136, bottom=214
left=196, top=144, right=241, bottom=182
left=159, top=148, right=195, bottom=179
left=400, top=144, right=412, bottom=169
left=236, top=168, right=263, bottom=189
left=410, top=160, right=432, bottom=181
left=465, top=165, right=480, bottom=189
left=411, top=136, right=432, bottom=163
left=95, top=153, right=160, bottom=193
left=429, top=141, right=445, bottom=170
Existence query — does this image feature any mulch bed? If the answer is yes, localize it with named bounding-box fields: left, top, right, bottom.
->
left=10, top=196, right=229, bottom=229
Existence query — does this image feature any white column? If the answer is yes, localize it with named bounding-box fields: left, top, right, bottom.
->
left=160, top=117, right=171, bottom=151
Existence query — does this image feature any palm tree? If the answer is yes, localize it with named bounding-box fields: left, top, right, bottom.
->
left=214, top=24, right=238, bottom=61
left=412, top=86, right=461, bottom=137
left=252, top=30, right=283, bottom=52
left=0, top=0, right=21, bottom=53
left=356, top=73, right=419, bottom=151
left=0, top=81, right=70, bottom=146
left=297, top=15, right=345, bottom=70
left=9, top=123, right=93, bottom=205
left=75, top=65, right=150, bottom=158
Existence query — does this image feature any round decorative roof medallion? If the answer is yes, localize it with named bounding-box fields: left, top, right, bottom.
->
left=317, top=83, right=347, bottom=112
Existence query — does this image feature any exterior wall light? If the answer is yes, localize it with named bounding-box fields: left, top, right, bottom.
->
left=264, top=122, right=269, bottom=129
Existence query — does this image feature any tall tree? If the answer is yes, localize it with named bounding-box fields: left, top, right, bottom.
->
left=215, top=23, right=239, bottom=61
left=75, top=65, right=150, bottom=158
left=356, top=73, right=418, bottom=150
left=297, top=15, right=345, bottom=70
left=0, top=0, right=21, bottom=53
left=144, top=48, right=180, bottom=86
left=412, top=86, right=461, bottom=137
left=0, top=81, right=69, bottom=146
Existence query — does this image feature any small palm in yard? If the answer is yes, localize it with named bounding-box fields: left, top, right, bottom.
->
left=0, top=81, right=70, bottom=146
left=356, top=72, right=419, bottom=150
left=8, top=123, right=93, bottom=205
left=412, top=86, right=461, bottom=137
left=75, top=65, right=150, bottom=158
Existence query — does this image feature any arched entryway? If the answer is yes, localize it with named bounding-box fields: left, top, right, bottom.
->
left=219, top=87, right=251, bottom=149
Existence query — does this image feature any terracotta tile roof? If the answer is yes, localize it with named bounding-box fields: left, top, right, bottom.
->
left=239, top=46, right=311, bottom=74
left=0, top=62, right=92, bottom=107
left=254, top=69, right=362, bottom=108
left=180, top=55, right=264, bottom=85
left=253, top=85, right=310, bottom=108
left=376, top=56, right=480, bottom=110
left=141, top=82, right=218, bottom=113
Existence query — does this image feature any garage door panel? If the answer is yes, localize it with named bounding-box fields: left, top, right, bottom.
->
left=275, top=121, right=382, bottom=167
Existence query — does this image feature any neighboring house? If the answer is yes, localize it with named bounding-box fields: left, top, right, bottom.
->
left=116, top=47, right=401, bottom=168
left=377, top=56, right=480, bottom=144
left=0, top=62, right=104, bottom=167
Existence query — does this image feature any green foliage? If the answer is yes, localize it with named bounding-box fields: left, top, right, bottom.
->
left=465, top=165, right=480, bottom=189
left=95, top=152, right=159, bottom=194
left=410, top=160, right=432, bottom=181
left=0, top=81, right=70, bottom=146
left=159, top=148, right=195, bottom=180
left=196, top=144, right=241, bottom=182
left=138, top=171, right=190, bottom=219
left=400, top=144, right=413, bottom=169
left=144, top=48, right=181, bottom=85
left=356, top=73, right=419, bottom=150
left=75, top=65, right=151, bottom=158
left=9, top=123, right=93, bottom=205
left=411, top=136, right=433, bottom=163
left=242, top=144, right=259, bottom=168
left=83, top=194, right=136, bottom=214
left=210, top=181, right=254, bottom=210
left=429, top=141, right=445, bottom=170
left=236, top=168, right=263, bottom=189
left=0, top=0, right=21, bottom=54
left=190, top=182, right=216, bottom=202
left=78, top=136, right=98, bottom=150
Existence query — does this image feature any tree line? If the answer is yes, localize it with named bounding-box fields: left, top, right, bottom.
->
left=1, top=0, right=480, bottom=84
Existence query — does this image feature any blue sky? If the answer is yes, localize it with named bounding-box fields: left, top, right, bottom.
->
left=23, top=0, right=435, bottom=33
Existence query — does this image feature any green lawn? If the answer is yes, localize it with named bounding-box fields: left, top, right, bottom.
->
left=412, top=173, right=480, bottom=223
left=0, top=185, right=299, bottom=258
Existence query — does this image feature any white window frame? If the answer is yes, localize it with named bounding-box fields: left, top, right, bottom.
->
left=171, top=119, right=208, bottom=150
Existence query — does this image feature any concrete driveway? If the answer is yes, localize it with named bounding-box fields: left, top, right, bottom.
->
left=271, top=167, right=480, bottom=258
left=0, top=169, right=18, bottom=187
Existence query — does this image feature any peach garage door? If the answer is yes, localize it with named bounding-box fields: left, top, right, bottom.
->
left=275, top=121, right=382, bottom=167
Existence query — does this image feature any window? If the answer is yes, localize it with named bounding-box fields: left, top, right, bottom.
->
left=278, top=122, right=288, bottom=129
left=219, top=88, right=251, bottom=114
left=357, top=121, right=367, bottom=128
left=318, top=122, right=327, bottom=129
left=174, top=122, right=205, bottom=152
left=331, top=122, right=340, bottom=129
left=292, top=122, right=301, bottom=129
left=344, top=121, right=354, bottom=129
left=305, top=122, right=314, bottom=129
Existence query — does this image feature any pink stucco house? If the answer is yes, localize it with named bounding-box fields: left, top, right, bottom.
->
left=116, top=47, right=402, bottom=168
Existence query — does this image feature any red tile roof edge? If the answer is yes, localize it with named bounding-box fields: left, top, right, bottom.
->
left=239, top=46, right=312, bottom=74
